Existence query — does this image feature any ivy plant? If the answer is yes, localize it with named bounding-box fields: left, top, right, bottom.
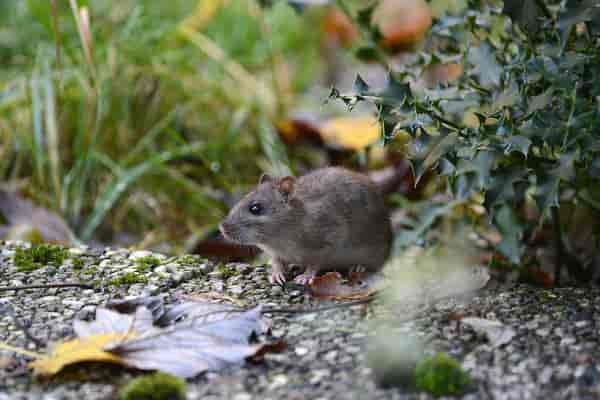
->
left=329, top=0, right=600, bottom=282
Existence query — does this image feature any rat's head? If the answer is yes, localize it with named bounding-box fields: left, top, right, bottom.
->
left=219, top=174, right=300, bottom=247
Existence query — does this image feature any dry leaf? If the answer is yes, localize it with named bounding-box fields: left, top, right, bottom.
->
left=461, top=317, right=516, bottom=347
left=28, top=301, right=283, bottom=379
left=308, top=272, right=383, bottom=300
left=320, top=116, right=382, bottom=152
left=30, top=334, right=129, bottom=376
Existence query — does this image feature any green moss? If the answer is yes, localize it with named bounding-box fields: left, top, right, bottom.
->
left=118, top=372, right=186, bottom=400
left=109, top=272, right=148, bottom=286
left=135, top=256, right=161, bottom=272
left=414, top=353, right=471, bottom=397
left=178, top=255, right=200, bottom=265
left=71, top=257, right=85, bottom=270
left=216, top=263, right=238, bottom=279
left=13, top=244, right=68, bottom=272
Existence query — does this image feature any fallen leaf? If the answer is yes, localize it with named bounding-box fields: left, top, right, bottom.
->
left=320, top=116, right=382, bottom=152
left=107, top=307, right=280, bottom=378
left=308, top=272, right=384, bottom=300
left=461, top=317, right=516, bottom=347
left=30, top=334, right=128, bottom=376
left=28, top=301, right=283, bottom=379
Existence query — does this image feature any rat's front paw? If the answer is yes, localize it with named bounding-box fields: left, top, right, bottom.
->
left=269, top=271, right=287, bottom=285
left=294, top=270, right=317, bottom=285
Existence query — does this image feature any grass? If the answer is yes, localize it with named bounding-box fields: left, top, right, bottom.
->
left=0, top=0, right=322, bottom=251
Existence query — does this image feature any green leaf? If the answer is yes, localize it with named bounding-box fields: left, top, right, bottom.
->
left=408, top=131, right=459, bottom=185
left=455, top=150, right=498, bottom=189
left=484, top=167, right=527, bottom=211
left=353, top=74, right=370, bottom=95
left=503, top=136, right=531, bottom=156
left=468, top=42, right=502, bottom=88
left=533, top=171, right=560, bottom=215
left=502, top=0, right=543, bottom=36
left=493, top=204, right=524, bottom=264
left=557, top=0, right=600, bottom=29
left=527, top=88, right=554, bottom=114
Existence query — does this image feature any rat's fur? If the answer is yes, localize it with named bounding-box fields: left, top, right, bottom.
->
left=220, top=167, right=392, bottom=284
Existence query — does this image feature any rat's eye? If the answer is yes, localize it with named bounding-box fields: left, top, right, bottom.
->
left=248, top=202, right=263, bottom=216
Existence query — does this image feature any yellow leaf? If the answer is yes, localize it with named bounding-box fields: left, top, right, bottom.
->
left=320, top=116, right=386, bottom=162
left=320, top=116, right=381, bottom=150
left=29, top=333, right=131, bottom=376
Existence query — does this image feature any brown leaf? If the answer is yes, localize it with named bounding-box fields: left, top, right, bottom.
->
left=308, top=272, right=383, bottom=300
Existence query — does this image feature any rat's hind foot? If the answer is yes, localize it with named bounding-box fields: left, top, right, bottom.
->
left=294, top=266, right=318, bottom=285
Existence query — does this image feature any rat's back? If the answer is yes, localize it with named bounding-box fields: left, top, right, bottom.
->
left=294, top=167, right=392, bottom=271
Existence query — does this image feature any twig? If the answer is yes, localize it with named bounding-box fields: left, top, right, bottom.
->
left=0, top=282, right=94, bottom=292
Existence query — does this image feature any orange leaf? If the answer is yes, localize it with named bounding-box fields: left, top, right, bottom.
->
left=308, top=272, right=382, bottom=300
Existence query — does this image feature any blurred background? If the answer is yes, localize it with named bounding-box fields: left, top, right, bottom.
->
left=0, top=0, right=437, bottom=255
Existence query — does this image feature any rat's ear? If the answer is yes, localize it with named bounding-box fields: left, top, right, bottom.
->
left=278, top=176, right=296, bottom=199
left=259, top=173, right=272, bottom=185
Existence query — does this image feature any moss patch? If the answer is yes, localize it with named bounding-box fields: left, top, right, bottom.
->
left=109, top=272, right=148, bottom=286
left=414, top=353, right=471, bottom=397
left=71, top=257, right=85, bottom=270
left=216, top=263, right=238, bottom=279
left=13, top=244, right=68, bottom=272
left=118, top=372, right=186, bottom=400
left=135, top=256, right=161, bottom=272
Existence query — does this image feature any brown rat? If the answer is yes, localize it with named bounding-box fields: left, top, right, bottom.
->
left=219, top=167, right=392, bottom=285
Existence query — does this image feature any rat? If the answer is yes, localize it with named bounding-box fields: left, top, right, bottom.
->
left=219, top=167, right=392, bottom=285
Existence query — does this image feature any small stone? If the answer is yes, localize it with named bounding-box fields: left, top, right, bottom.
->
left=295, top=347, right=309, bottom=356
left=270, top=286, right=283, bottom=295
left=209, top=270, right=224, bottom=280
left=268, top=374, right=289, bottom=390
left=229, top=285, right=244, bottom=295
left=233, top=393, right=252, bottom=400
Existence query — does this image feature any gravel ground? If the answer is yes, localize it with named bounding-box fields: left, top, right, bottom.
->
left=1, top=241, right=600, bottom=400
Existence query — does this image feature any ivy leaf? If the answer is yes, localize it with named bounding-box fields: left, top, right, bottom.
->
left=527, top=88, right=554, bottom=114
left=455, top=150, right=498, bottom=189
left=502, top=0, right=543, bottom=36
left=468, top=42, right=502, bottom=88
left=380, top=72, right=412, bottom=105
left=492, top=81, right=520, bottom=111
left=493, top=204, right=524, bottom=264
left=557, top=0, right=600, bottom=29
left=353, top=74, right=370, bottom=95
left=408, top=131, right=458, bottom=185
left=484, top=167, right=527, bottom=212
left=533, top=171, right=560, bottom=214
left=503, top=136, right=531, bottom=156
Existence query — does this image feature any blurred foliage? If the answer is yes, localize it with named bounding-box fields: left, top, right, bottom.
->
left=0, top=0, right=322, bottom=250
left=330, top=0, right=600, bottom=266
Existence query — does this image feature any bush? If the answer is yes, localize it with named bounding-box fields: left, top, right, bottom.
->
left=330, top=0, right=600, bottom=278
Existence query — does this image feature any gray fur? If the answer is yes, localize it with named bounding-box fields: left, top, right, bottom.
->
left=220, top=167, right=392, bottom=278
